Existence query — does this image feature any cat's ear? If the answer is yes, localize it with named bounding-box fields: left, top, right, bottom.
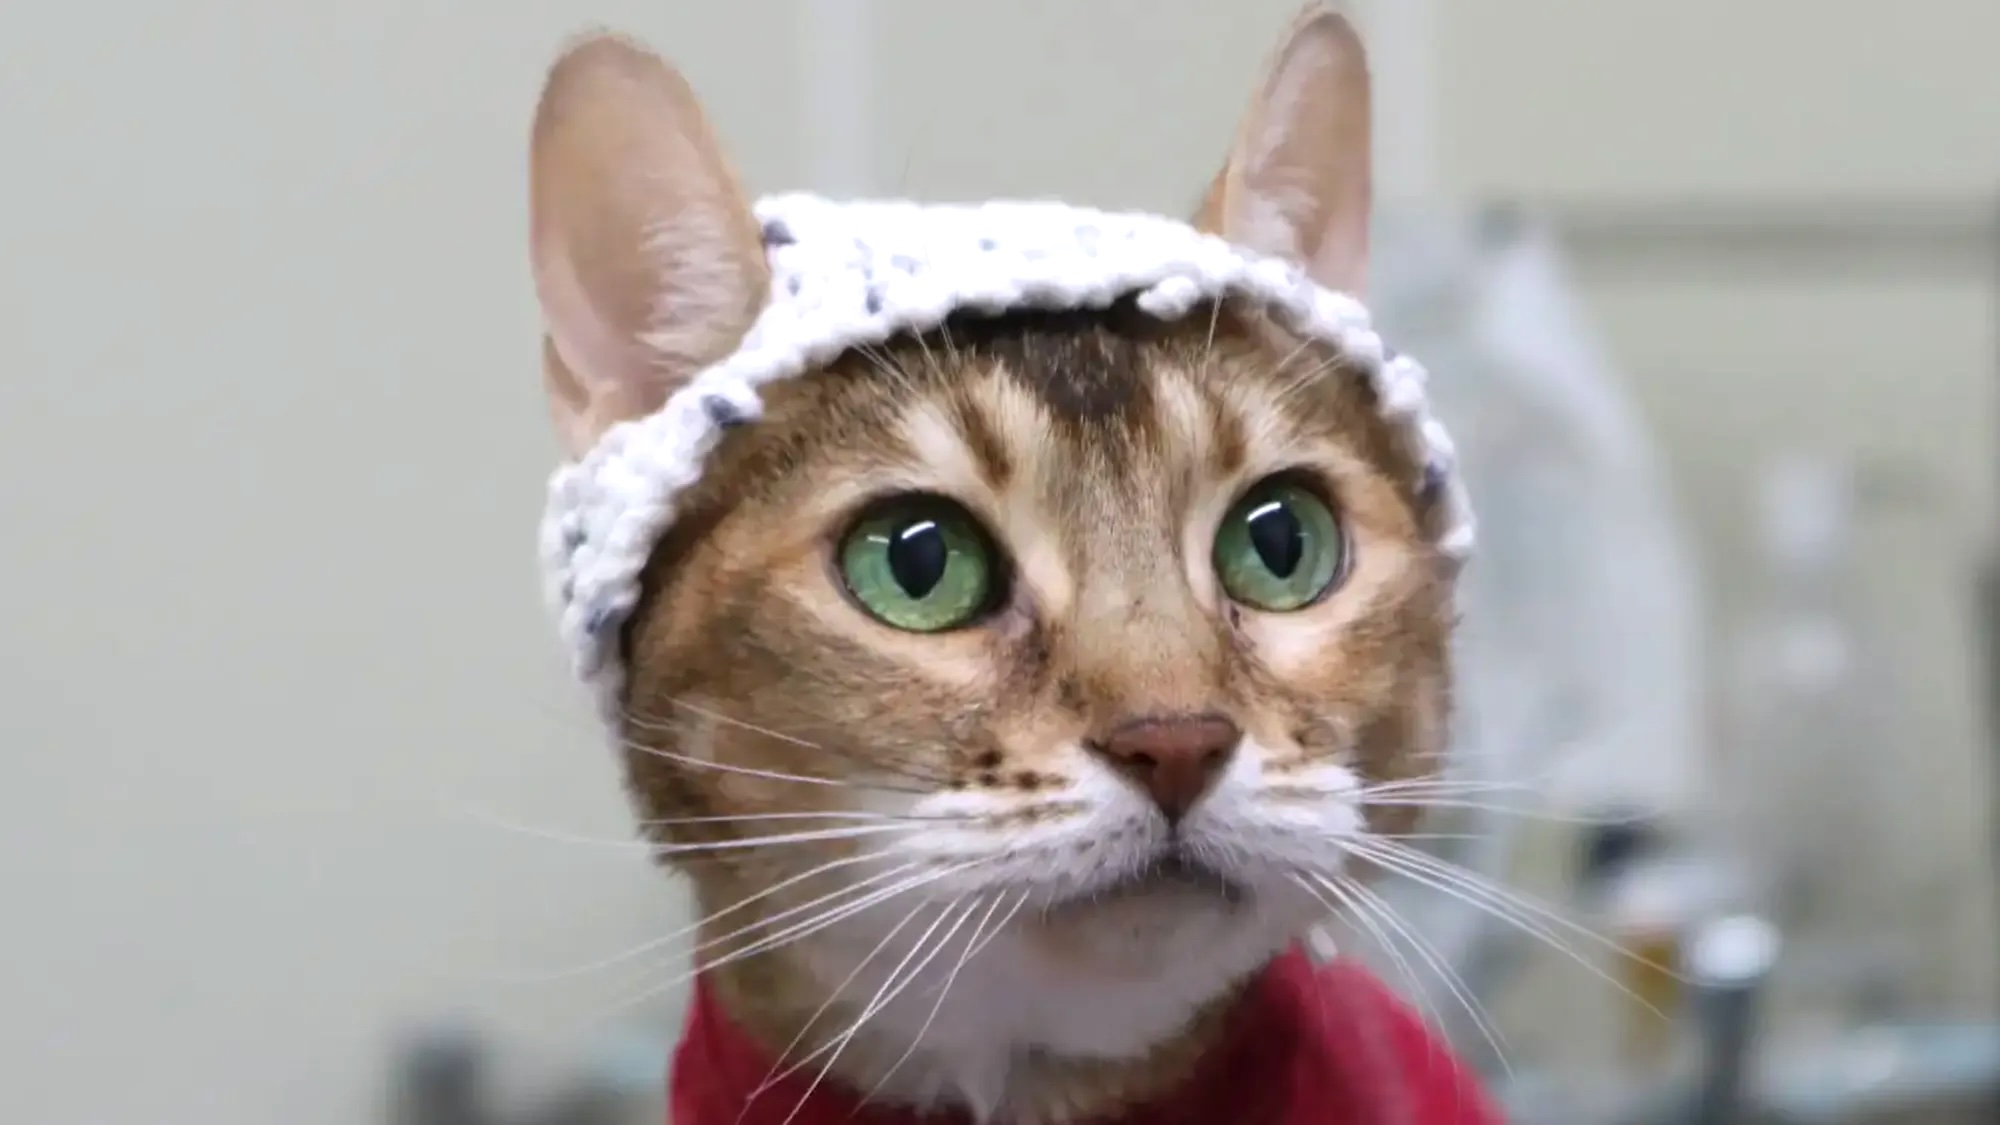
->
left=530, top=35, right=770, bottom=457
left=1193, top=5, right=1372, bottom=297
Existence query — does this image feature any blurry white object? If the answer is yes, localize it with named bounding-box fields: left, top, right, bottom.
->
left=1726, top=453, right=1869, bottom=908
left=1374, top=209, right=1707, bottom=820
left=1724, top=452, right=1913, bottom=1014
left=1358, top=210, right=1708, bottom=1000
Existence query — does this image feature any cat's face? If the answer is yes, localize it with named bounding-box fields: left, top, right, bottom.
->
left=530, top=6, right=1449, bottom=1104
left=619, top=299, right=1452, bottom=1048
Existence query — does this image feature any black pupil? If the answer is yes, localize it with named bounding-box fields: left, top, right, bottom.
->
left=888, top=520, right=949, bottom=598
left=1245, top=499, right=1305, bottom=578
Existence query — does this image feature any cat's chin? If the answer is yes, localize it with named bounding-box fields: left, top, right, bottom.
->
left=1024, top=874, right=1267, bottom=985
left=1049, top=852, right=1245, bottom=912
left=775, top=869, right=1314, bottom=1117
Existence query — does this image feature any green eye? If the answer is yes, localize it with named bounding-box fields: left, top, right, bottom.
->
left=838, top=496, right=1001, bottom=632
left=1214, top=477, right=1346, bottom=612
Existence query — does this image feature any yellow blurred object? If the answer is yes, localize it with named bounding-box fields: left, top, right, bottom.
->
left=1618, top=922, right=1685, bottom=1070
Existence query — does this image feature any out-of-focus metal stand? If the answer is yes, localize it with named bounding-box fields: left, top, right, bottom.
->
left=386, top=1023, right=665, bottom=1125
left=1482, top=192, right=2000, bottom=1125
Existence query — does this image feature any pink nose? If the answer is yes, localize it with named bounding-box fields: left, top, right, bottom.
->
left=1090, top=715, right=1241, bottom=822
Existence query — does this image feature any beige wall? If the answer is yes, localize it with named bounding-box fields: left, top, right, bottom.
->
left=1, top=2, right=1992, bottom=1123
left=0, top=3, right=796, bottom=1121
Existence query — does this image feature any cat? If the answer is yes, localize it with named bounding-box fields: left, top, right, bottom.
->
left=528, top=5, right=1495, bottom=1123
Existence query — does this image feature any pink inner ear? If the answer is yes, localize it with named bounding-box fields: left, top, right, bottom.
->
left=527, top=35, right=770, bottom=456
left=534, top=233, right=631, bottom=403
left=1311, top=208, right=1368, bottom=299
left=1205, top=10, right=1373, bottom=298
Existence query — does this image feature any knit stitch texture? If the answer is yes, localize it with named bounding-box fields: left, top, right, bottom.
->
left=539, top=193, right=1475, bottom=713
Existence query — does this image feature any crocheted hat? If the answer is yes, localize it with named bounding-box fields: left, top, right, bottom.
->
left=540, top=193, right=1476, bottom=716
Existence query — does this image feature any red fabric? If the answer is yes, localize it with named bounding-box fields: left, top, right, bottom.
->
left=669, top=948, right=1504, bottom=1125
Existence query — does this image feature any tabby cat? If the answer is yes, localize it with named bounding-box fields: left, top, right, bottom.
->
left=529, top=6, right=1492, bottom=1123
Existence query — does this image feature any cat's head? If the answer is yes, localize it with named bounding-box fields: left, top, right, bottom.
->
left=530, top=5, right=1467, bottom=1111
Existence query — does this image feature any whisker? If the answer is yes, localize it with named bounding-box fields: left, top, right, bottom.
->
left=653, top=823, right=922, bottom=858
left=635, top=811, right=938, bottom=827
left=521, top=690, right=946, bottom=793
left=693, top=859, right=986, bottom=979
left=684, top=862, right=934, bottom=969
left=1333, top=874, right=1514, bottom=1079
left=1265, top=334, right=1319, bottom=384
left=1200, top=296, right=1225, bottom=374
left=1353, top=837, right=1666, bottom=963
left=497, top=851, right=899, bottom=983
left=1358, top=796, right=1643, bottom=827
left=1342, top=837, right=1680, bottom=1017
left=579, top=869, right=922, bottom=1020
left=435, top=797, right=655, bottom=849
left=624, top=698, right=822, bottom=750
left=1360, top=778, right=1545, bottom=798
left=1297, top=873, right=1462, bottom=1090
left=1294, top=873, right=1439, bottom=1030
left=569, top=862, right=979, bottom=1038
left=449, top=812, right=918, bottom=854
left=1273, top=348, right=1349, bottom=406
left=776, top=898, right=985, bottom=1125
left=612, top=736, right=932, bottom=796
left=863, top=892, right=1010, bottom=1101
left=744, top=897, right=938, bottom=1118
left=601, top=863, right=925, bottom=1006
left=855, top=343, right=921, bottom=398
left=960, top=888, right=1030, bottom=966
left=625, top=697, right=956, bottom=791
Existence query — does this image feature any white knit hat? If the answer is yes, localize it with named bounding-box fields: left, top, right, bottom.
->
left=540, top=193, right=1475, bottom=716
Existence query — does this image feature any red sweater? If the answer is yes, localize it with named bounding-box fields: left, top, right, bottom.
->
left=669, top=948, right=1505, bottom=1125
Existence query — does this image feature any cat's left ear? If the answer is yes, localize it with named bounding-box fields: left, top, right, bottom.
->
left=529, top=34, right=771, bottom=457
left=1193, top=4, right=1372, bottom=297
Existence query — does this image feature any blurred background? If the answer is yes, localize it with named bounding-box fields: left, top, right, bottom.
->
left=1, top=1, right=1995, bottom=1122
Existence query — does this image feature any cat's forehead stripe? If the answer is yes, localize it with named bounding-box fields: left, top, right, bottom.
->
left=895, top=374, right=1078, bottom=616
left=995, top=323, right=1154, bottom=427
left=897, top=402, right=989, bottom=497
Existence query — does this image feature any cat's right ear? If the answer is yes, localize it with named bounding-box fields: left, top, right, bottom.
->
left=530, top=35, right=770, bottom=457
left=1192, top=5, right=1372, bottom=297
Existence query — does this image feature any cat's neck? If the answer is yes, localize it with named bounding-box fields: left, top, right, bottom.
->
left=699, top=949, right=1249, bottom=1122
left=674, top=946, right=1511, bottom=1125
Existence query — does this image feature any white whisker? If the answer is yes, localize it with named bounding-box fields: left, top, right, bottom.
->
left=1296, top=873, right=1460, bottom=1087
left=685, top=863, right=933, bottom=969
left=623, top=696, right=957, bottom=792
left=864, top=892, right=1010, bottom=1100
left=636, top=810, right=939, bottom=827
left=743, top=898, right=938, bottom=1120
left=498, top=850, right=897, bottom=984
left=451, top=814, right=919, bottom=854
left=777, top=898, right=985, bottom=1125
left=1360, top=778, right=1543, bottom=798
left=1335, top=874, right=1513, bottom=1079
left=960, top=888, right=1030, bottom=966
left=1295, top=874, right=1436, bottom=1025
left=655, top=823, right=922, bottom=857
left=568, top=861, right=978, bottom=1038
left=619, top=736, right=931, bottom=794
left=1359, top=796, right=1640, bottom=827
left=1343, top=837, right=1678, bottom=1017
